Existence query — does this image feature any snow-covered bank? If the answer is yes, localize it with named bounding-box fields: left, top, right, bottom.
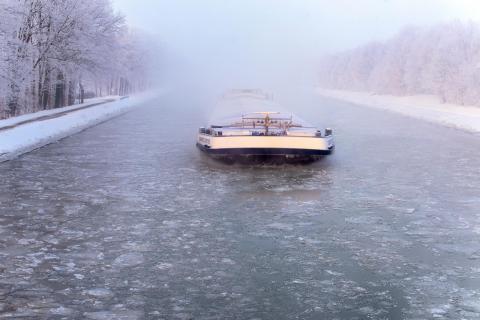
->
left=0, top=92, right=158, bottom=162
left=0, top=96, right=119, bottom=129
left=317, top=88, right=480, bottom=133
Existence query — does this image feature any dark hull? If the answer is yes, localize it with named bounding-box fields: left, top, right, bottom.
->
left=196, top=143, right=334, bottom=164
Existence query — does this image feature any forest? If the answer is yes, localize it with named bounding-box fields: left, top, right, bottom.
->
left=0, top=0, right=152, bottom=119
left=318, top=21, right=480, bottom=107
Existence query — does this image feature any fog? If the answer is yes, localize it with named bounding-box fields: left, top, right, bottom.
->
left=113, top=0, right=480, bottom=99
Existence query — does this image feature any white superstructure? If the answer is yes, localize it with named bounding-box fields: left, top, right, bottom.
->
left=197, top=90, right=334, bottom=163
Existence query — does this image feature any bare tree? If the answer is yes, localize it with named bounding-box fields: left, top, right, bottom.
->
left=318, top=22, right=480, bottom=107
left=0, top=0, right=156, bottom=119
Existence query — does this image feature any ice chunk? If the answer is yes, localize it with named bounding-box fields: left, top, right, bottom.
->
left=84, top=310, right=142, bottom=320
left=112, top=253, right=144, bottom=268
left=49, top=306, right=74, bottom=316
left=267, top=222, right=293, bottom=231
left=156, top=262, right=173, bottom=270
left=86, top=288, right=113, bottom=298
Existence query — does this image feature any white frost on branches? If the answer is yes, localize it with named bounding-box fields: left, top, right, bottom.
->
left=318, top=21, right=480, bottom=107
left=0, top=0, right=154, bottom=119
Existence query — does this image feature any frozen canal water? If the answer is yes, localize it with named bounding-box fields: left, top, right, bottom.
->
left=1, top=90, right=480, bottom=319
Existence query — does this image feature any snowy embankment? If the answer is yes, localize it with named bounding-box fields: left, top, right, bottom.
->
left=317, top=88, right=480, bottom=133
left=0, top=93, right=156, bottom=162
left=0, top=96, right=117, bottom=129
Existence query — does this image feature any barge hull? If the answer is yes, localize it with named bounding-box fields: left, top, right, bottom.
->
left=196, top=143, right=333, bottom=164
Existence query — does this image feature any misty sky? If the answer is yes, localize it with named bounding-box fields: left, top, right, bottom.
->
left=112, top=0, right=480, bottom=91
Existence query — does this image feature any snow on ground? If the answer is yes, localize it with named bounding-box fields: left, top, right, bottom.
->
left=317, top=88, right=480, bottom=133
left=0, top=96, right=119, bottom=129
left=0, top=92, right=158, bottom=162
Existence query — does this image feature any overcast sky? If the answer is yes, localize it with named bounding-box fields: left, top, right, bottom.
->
left=112, top=0, right=480, bottom=92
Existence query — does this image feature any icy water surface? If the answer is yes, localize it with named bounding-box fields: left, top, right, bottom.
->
left=1, top=91, right=480, bottom=319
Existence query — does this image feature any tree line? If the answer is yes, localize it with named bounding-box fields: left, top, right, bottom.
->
left=318, top=21, right=480, bottom=107
left=0, top=0, right=153, bottom=119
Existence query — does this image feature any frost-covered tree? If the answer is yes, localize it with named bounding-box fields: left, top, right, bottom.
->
left=0, top=0, right=156, bottom=119
left=0, top=0, right=32, bottom=117
left=318, top=21, right=480, bottom=107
